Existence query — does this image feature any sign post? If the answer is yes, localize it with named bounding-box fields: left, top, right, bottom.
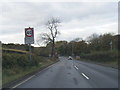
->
left=29, top=43, right=32, bottom=61
left=24, top=27, right=34, bottom=61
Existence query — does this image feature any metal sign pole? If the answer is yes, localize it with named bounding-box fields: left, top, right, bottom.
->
left=25, top=27, right=34, bottom=61
left=29, top=43, right=32, bottom=61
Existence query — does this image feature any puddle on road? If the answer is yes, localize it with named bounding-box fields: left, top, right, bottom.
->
left=67, top=72, right=71, bottom=75
left=73, top=77, right=78, bottom=85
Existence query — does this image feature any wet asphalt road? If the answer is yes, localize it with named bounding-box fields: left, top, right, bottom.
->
left=16, top=57, right=118, bottom=88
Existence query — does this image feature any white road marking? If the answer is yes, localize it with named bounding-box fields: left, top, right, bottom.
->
left=81, top=73, right=89, bottom=80
left=12, top=75, right=35, bottom=88
left=74, top=66, right=78, bottom=70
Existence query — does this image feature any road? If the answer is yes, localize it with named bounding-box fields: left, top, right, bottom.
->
left=14, top=57, right=118, bottom=88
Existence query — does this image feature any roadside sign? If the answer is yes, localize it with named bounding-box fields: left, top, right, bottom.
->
left=25, top=27, right=34, bottom=44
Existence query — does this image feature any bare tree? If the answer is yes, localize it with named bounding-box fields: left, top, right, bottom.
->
left=37, top=18, right=61, bottom=57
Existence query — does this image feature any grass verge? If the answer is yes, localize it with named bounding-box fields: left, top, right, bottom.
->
left=76, top=58, right=118, bottom=69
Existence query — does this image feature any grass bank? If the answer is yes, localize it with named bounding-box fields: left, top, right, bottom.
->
left=2, top=52, right=59, bottom=86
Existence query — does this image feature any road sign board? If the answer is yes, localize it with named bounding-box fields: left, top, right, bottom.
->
left=25, top=27, right=34, bottom=37
left=25, top=27, right=34, bottom=44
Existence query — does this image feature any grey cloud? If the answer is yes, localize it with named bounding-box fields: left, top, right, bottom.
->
left=0, top=2, right=118, bottom=44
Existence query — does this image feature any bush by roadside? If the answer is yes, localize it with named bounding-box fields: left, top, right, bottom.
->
left=2, top=53, right=39, bottom=69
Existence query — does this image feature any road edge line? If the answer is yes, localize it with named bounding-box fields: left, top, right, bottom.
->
left=12, top=75, right=35, bottom=88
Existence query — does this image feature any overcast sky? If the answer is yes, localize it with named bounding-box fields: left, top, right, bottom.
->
left=0, top=0, right=118, bottom=47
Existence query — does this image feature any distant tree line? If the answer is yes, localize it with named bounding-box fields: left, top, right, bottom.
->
left=46, top=33, right=119, bottom=63
left=2, top=33, right=120, bottom=60
left=47, top=33, right=119, bottom=57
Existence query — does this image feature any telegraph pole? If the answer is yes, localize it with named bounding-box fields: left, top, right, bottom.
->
left=71, top=42, right=74, bottom=57
left=71, top=43, right=73, bottom=56
left=110, top=41, right=112, bottom=51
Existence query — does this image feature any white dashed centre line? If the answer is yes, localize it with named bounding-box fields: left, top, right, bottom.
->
left=74, top=66, right=79, bottom=70
left=81, top=73, right=89, bottom=80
